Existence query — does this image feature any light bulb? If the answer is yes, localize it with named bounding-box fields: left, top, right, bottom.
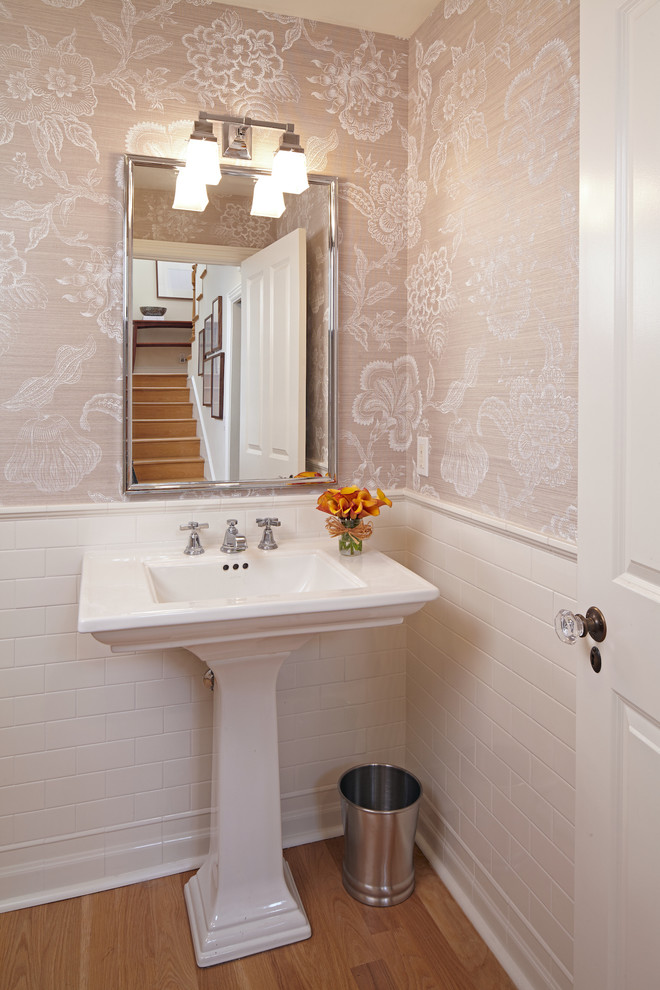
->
left=185, top=136, right=221, bottom=186
left=250, top=175, right=285, bottom=218
left=172, top=167, right=209, bottom=212
left=183, top=118, right=221, bottom=185
left=272, top=147, right=308, bottom=195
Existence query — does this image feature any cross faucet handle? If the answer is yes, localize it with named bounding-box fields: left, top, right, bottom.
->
left=256, top=517, right=281, bottom=550
left=180, top=521, right=209, bottom=555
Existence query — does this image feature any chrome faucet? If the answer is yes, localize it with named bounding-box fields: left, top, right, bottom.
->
left=257, top=517, right=281, bottom=550
left=180, top=521, right=208, bottom=555
left=221, top=519, right=247, bottom=553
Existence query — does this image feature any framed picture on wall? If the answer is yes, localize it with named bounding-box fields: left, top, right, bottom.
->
left=212, top=296, right=223, bottom=352
left=197, top=323, right=204, bottom=375
left=203, top=314, right=213, bottom=358
left=211, top=353, right=225, bottom=420
left=155, top=260, right=194, bottom=300
left=202, top=358, right=212, bottom=406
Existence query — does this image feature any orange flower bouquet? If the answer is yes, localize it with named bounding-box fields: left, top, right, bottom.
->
left=317, top=485, right=392, bottom=556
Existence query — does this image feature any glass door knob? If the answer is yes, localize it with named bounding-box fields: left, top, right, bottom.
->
left=554, top=606, right=607, bottom=644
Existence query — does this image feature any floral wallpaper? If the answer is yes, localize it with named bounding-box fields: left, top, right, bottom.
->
left=0, top=0, right=578, bottom=542
left=406, top=0, right=578, bottom=540
left=134, top=185, right=277, bottom=250
left=0, top=0, right=409, bottom=503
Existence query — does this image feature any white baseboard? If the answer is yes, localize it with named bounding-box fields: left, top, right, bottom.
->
left=416, top=809, right=570, bottom=990
left=0, top=789, right=341, bottom=914
left=281, top=784, right=342, bottom=848
left=0, top=817, right=209, bottom=913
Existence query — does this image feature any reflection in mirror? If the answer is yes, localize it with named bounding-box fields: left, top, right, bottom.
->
left=123, top=154, right=338, bottom=495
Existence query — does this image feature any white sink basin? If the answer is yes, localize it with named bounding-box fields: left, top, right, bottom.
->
left=78, top=539, right=438, bottom=652
left=146, top=547, right=364, bottom=603
left=78, top=537, right=438, bottom=968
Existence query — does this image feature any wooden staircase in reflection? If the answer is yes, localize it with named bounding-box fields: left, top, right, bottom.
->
left=132, top=373, right=206, bottom=483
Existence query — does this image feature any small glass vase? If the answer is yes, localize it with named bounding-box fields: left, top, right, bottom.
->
left=338, top=519, right=363, bottom=556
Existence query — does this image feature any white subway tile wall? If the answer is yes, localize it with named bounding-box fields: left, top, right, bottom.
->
left=405, top=496, right=577, bottom=990
left=0, top=496, right=406, bottom=912
left=0, top=494, right=576, bottom=990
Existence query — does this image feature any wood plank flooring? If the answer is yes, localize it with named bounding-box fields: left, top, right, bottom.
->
left=0, top=838, right=517, bottom=990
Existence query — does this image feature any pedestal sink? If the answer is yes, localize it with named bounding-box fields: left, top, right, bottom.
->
left=78, top=538, right=438, bottom=966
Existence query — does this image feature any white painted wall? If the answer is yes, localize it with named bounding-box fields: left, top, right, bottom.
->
left=190, top=265, right=241, bottom=480
left=132, top=259, right=192, bottom=321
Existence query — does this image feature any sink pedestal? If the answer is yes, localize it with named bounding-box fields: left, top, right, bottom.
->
left=78, top=541, right=439, bottom=967
left=184, top=636, right=312, bottom=967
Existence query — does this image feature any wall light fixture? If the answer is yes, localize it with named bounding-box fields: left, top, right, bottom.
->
left=173, top=111, right=308, bottom=217
left=250, top=175, right=285, bottom=219
left=183, top=118, right=222, bottom=186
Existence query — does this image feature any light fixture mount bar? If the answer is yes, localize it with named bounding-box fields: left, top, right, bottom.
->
left=222, top=122, right=252, bottom=161
left=198, top=110, right=295, bottom=134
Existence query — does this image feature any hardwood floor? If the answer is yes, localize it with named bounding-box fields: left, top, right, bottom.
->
left=0, top=838, right=517, bottom=990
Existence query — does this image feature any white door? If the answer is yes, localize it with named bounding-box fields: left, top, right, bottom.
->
left=239, top=228, right=306, bottom=479
left=226, top=289, right=242, bottom=482
left=575, top=1, right=660, bottom=986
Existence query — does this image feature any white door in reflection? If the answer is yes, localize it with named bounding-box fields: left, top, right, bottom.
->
left=239, top=227, right=306, bottom=480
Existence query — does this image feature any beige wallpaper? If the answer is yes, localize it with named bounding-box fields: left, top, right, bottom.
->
left=0, top=0, right=409, bottom=504
left=0, top=0, right=578, bottom=542
left=134, top=187, right=277, bottom=250
left=406, top=0, right=578, bottom=540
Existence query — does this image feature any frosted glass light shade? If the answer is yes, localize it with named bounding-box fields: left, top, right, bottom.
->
left=185, top=136, right=221, bottom=186
left=272, top=148, right=309, bottom=194
left=172, top=168, right=209, bottom=212
left=250, top=176, right=285, bottom=218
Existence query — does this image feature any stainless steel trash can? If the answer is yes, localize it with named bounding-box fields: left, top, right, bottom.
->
left=338, top=763, right=422, bottom=906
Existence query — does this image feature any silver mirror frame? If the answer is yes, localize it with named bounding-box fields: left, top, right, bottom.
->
left=122, top=153, right=338, bottom=496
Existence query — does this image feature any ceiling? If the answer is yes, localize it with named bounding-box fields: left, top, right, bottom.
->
left=211, top=0, right=440, bottom=39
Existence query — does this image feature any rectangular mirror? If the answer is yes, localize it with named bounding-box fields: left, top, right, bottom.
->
left=123, top=154, right=338, bottom=495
